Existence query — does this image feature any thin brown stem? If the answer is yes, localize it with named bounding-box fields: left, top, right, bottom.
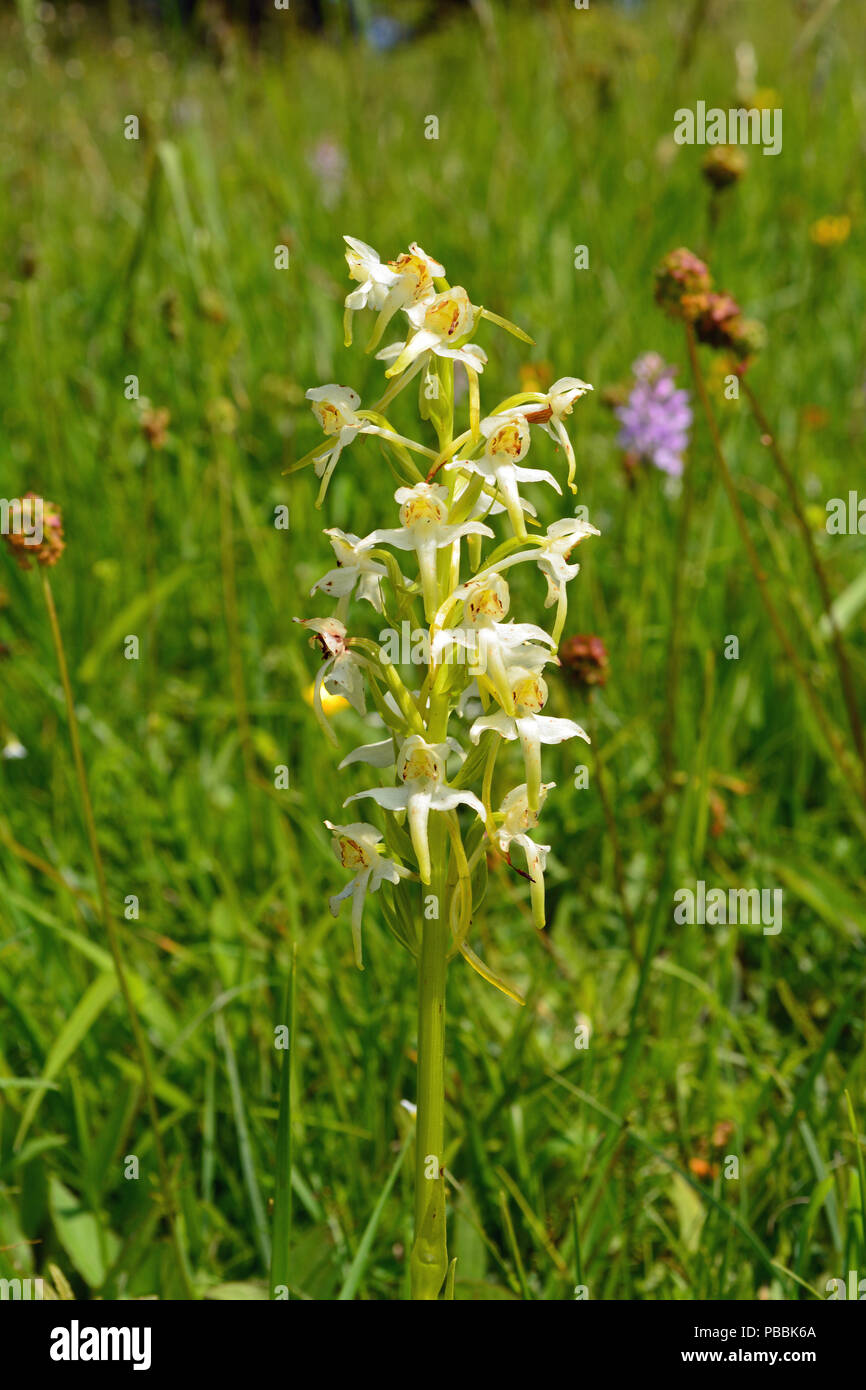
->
left=41, top=571, right=196, bottom=1299
left=740, top=374, right=866, bottom=786
left=662, top=443, right=698, bottom=796
left=684, top=327, right=866, bottom=814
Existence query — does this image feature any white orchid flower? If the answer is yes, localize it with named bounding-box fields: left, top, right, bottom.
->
left=311, top=527, right=389, bottom=614
left=294, top=617, right=366, bottom=741
left=304, top=384, right=434, bottom=507
left=377, top=286, right=487, bottom=380
left=343, top=236, right=443, bottom=348
left=342, top=237, right=400, bottom=343
left=357, top=482, right=493, bottom=620
left=469, top=668, right=589, bottom=812
left=304, top=384, right=376, bottom=503
left=344, top=734, right=485, bottom=885
left=537, top=517, right=601, bottom=606
left=448, top=412, right=561, bottom=540
left=496, top=782, right=555, bottom=930
left=325, top=819, right=411, bottom=968
left=432, top=573, right=556, bottom=713
left=536, top=516, right=601, bottom=643
left=516, top=376, right=593, bottom=493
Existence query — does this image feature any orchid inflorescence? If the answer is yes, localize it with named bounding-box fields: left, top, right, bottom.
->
left=293, top=235, right=599, bottom=995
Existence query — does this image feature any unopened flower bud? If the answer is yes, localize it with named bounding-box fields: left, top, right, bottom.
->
left=701, top=145, right=748, bottom=189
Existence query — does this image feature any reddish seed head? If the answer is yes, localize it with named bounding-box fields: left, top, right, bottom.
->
left=682, top=290, right=742, bottom=346
left=683, top=290, right=765, bottom=361
left=2, top=494, right=65, bottom=571
left=653, top=248, right=712, bottom=319
left=559, top=633, right=609, bottom=688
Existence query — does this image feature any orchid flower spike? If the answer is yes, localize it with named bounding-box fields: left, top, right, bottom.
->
left=325, top=819, right=411, bottom=968
left=295, top=235, right=608, bottom=1294
left=469, top=668, right=589, bottom=812
left=344, top=734, right=485, bottom=885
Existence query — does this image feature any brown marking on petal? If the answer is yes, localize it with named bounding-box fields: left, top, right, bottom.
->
left=521, top=404, right=553, bottom=423
left=338, top=836, right=371, bottom=870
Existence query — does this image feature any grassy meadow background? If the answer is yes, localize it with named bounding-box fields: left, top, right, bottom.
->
left=1, top=0, right=865, bottom=1300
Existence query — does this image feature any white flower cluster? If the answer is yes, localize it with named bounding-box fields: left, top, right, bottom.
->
left=295, top=236, right=599, bottom=983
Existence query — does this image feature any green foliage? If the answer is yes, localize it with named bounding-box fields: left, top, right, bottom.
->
left=0, top=0, right=864, bottom=1300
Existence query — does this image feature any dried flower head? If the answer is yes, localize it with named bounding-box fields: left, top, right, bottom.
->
left=684, top=291, right=765, bottom=362
left=653, top=248, right=712, bottom=319
left=559, top=633, right=609, bottom=688
left=682, top=290, right=742, bottom=347
left=2, top=494, right=65, bottom=570
left=654, top=248, right=765, bottom=365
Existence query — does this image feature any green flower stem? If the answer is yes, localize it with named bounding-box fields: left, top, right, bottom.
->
left=370, top=353, right=428, bottom=415
left=410, top=817, right=450, bottom=1301
left=410, top=425, right=454, bottom=1300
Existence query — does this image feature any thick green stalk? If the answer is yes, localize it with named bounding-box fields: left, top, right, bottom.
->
left=410, top=823, right=450, bottom=1300
left=409, top=346, right=454, bottom=1301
